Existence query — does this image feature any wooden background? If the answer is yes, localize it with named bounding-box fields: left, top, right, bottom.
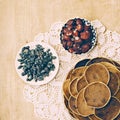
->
left=0, top=0, right=120, bottom=120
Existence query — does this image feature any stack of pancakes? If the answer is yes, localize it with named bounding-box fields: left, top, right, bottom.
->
left=63, top=57, right=120, bottom=120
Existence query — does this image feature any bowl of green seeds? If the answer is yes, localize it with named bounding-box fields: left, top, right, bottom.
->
left=15, top=41, right=59, bottom=85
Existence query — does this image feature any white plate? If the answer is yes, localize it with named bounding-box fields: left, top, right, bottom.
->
left=15, top=41, right=59, bottom=85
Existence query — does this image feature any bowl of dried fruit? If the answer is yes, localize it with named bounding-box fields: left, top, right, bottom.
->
left=15, top=41, right=59, bottom=85
left=60, top=18, right=96, bottom=54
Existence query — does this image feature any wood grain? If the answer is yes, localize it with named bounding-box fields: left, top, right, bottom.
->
left=0, top=0, right=120, bottom=120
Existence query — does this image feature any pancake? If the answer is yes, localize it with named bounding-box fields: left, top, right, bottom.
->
left=114, top=89, right=120, bottom=101
left=69, top=78, right=78, bottom=97
left=89, top=114, right=102, bottom=120
left=73, top=113, right=90, bottom=120
left=63, top=79, right=70, bottom=99
left=63, top=96, right=76, bottom=118
left=68, top=96, right=79, bottom=114
left=84, top=82, right=111, bottom=108
left=100, top=62, right=118, bottom=72
left=116, top=71, right=120, bottom=87
left=112, top=60, right=120, bottom=71
left=64, top=96, right=89, bottom=119
left=69, top=112, right=75, bottom=118
left=70, top=66, right=86, bottom=81
left=86, top=57, right=114, bottom=66
left=66, top=69, right=74, bottom=80
left=114, top=114, right=120, bottom=120
left=64, top=96, right=69, bottom=109
left=95, top=97, right=120, bottom=120
left=108, top=72, right=119, bottom=96
left=85, top=63, right=110, bottom=84
left=77, top=76, right=88, bottom=92
left=100, top=62, right=120, bottom=86
left=74, top=59, right=90, bottom=68
left=77, top=88, right=95, bottom=117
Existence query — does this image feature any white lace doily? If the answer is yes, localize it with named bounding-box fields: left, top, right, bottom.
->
left=23, top=20, right=120, bottom=120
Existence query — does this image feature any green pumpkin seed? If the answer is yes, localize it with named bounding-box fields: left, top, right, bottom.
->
left=18, top=65, right=23, bottom=69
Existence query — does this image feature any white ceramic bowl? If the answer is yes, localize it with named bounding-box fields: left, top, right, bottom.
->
left=15, top=41, right=59, bottom=85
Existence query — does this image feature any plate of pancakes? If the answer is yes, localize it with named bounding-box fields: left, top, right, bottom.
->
left=62, top=57, right=120, bottom=120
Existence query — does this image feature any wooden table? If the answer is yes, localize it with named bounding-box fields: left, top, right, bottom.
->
left=0, top=0, right=120, bottom=120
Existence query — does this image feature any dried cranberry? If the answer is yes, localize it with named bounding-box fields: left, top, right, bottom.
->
left=80, top=31, right=90, bottom=40
left=74, top=37, right=82, bottom=43
left=68, top=48, right=74, bottom=53
left=66, top=30, right=72, bottom=36
left=84, top=25, right=91, bottom=31
left=67, top=41, right=73, bottom=47
left=63, top=28, right=68, bottom=34
left=73, top=44, right=79, bottom=51
left=63, top=35, right=70, bottom=41
left=81, top=43, right=90, bottom=53
left=67, top=25, right=73, bottom=30
left=73, top=44, right=77, bottom=51
left=76, top=18, right=83, bottom=25
left=73, top=43, right=81, bottom=49
left=76, top=24, right=83, bottom=31
left=73, top=30, right=79, bottom=36
left=62, top=41, right=67, bottom=48
left=67, top=19, right=74, bottom=25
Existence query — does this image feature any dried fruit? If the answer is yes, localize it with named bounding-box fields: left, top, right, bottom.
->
left=67, top=41, right=73, bottom=47
left=80, top=31, right=90, bottom=40
left=67, top=19, right=74, bottom=25
left=81, top=44, right=90, bottom=53
left=76, top=24, right=83, bottom=31
left=63, top=35, right=70, bottom=41
left=68, top=48, right=74, bottom=53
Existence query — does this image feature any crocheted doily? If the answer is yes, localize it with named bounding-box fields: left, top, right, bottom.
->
left=23, top=20, right=120, bottom=120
